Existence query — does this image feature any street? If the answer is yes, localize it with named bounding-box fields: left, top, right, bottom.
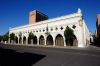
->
left=0, top=43, right=100, bottom=66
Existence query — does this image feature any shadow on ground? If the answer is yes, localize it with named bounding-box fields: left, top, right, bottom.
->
left=0, top=48, right=45, bottom=66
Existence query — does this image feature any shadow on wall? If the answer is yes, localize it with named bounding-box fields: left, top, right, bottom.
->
left=0, top=48, right=46, bottom=66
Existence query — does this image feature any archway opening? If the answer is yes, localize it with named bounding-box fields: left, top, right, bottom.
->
left=28, top=37, right=30, bottom=44
left=55, top=34, right=64, bottom=46
left=15, top=36, right=18, bottom=44
left=33, top=36, right=37, bottom=44
left=66, top=35, right=78, bottom=46
left=46, top=35, right=53, bottom=45
left=73, top=37, right=78, bottom=46
left=23, top=36, right=26, bottom=44
left=39, top=35, right=45, bottom=45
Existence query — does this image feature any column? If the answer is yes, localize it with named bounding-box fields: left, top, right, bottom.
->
left=37, top=37, right=39, bottom=45
left=18, top=37, right=19, bottom=44
left=44, top=36, right=46, bottom=46
left=9, top=33, right=10, bottom=44
left=9, top=37, right=10, bottom=44
left=64, top=38, right=66, bottom=47
left=26, top=37, right=28, bottom=45
left=44, top=37, right=46, bottom=46
left=22, top=36, right=23, bottom=45
left=53, top=39, right=55, bottom=46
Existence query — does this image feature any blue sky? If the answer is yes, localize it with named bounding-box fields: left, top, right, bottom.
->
left=0, top=0, right=100, bottom=35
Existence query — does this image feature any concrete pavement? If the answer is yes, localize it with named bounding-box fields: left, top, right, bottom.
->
left=0, top=43, right=100, bottom=66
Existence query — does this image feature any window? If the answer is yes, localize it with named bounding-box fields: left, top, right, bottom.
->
left=55, top=27, right=58, bottom=30
left=51, top=28, right=53, bottom=31
left=60, top=27, right=63, bottom=30
left=72, top=25, right=76, bottom=29
left=40, top=30, right=41, bottom=32
left=36, top=30, right=38, bottom=32
left=43, top=29, right=45, bottom=32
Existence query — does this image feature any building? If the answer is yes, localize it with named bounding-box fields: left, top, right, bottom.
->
left=29, top=10, right=48, bottom=24
left=9, top=8, right=90, bottom=47
left=96, top=14, right=100, bottom=38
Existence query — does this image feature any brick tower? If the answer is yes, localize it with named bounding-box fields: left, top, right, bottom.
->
left=29, top=10, right=48, bottom=24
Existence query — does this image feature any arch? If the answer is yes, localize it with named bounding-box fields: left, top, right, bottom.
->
left=66, top=35, right=78, bottom=46
left=23, top=36, right=26, bottom=44
left=15, top=36, right=18, bottom=44
left=90, top=38, right=91, bottom=43
left=33, top=36, right=37, bottom=44
left=46, top=35, right=53, bottom=45
left=28, top=37, right=31, bottom=44
left=55, top=34, right=64, bottom=46
left=19, top=37, right=22, bottom=44
left=39, top=35, right=45, bottom=45
left=73, top=36, right=78, bottom=46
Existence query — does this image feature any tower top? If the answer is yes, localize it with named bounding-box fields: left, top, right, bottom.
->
left=77, top=8, right=82, bottom=13
left=29, top=10, right=48, bottom=24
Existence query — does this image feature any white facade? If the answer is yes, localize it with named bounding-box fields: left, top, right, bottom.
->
left=9, top=8, right=90, bottom=47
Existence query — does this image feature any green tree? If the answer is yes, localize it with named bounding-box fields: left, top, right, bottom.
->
left=28, top=32, right=34, bottom=44
left=3, top=31, right=9, bottom=41
left=0, top=35, right=3, bottom=42
left=64, top=26, right=75, bottom=46
left=15, top=36, right=18, bottom=43
left=28, top=32, right=34, bottom=39
left=10, top=33, right=15, bottom=43
left=19, top=32, right=22, bottom=38
left=45, top=24, right=50, bottom=35
left=19, top=32, right=22, bottom=44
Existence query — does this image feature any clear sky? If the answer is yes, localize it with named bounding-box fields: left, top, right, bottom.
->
left=0, top=0, right=100, bottom=35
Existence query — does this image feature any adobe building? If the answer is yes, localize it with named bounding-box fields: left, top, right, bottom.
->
left=96, top=14, right=100, bottom=38
left=29, top=10, right=48, bottom=24
left=9, top=8, right=91, bottom=47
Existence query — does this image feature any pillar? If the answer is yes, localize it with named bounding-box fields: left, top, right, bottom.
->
left=26, top=37, right=28, bottom=45
left=37, top=37, right=39, bottom=45
left=18, top=36, right=19, bottom=44
left=22, top=36, right=23, bottom=45
left=44, top=37, right=46, bottom=46
left=9, top=37, right=10, bottom=44
left=53, top=39, right=55, bottom=46
left=64, top=38, right=66, bottom=47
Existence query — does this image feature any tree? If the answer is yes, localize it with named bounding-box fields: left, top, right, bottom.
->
left=15, top=36, right=18, bottom=43
left=10, top=33, right=15, bottom=43
left=28, top=32, right=34, bottom=44
left=19, top=32, right=22, bottom=38
left=64, top=26, right=76, bottom=46
left=3, top=31, right=9, bottom=41
left=28, top=32, right=34, bottom=39
left=45, top=24, right=50, bottom=35
left=19, top=32, right=22, bottom=44
left=0, top=35, right=3, bottom=42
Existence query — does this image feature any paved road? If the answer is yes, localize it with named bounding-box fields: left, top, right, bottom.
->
left=0, top=43, right=100, bottom=66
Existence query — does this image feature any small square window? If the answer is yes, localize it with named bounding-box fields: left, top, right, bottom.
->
left=55, top=27, right=58, bottom=30
left=43, top=29, right=45, bottom=32
left=60, top=27, right=63, bottom=30
left=51, top=28, right=53, bottom=31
